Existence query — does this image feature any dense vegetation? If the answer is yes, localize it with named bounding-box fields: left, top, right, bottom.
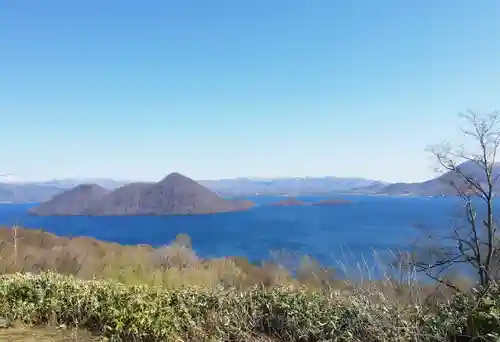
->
left=0, top=226, right=499, bottom=341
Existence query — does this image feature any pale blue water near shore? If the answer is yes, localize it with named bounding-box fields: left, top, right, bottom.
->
left=0, top=196, right=464, bottom=272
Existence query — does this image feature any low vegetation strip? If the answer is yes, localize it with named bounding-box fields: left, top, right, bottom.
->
left=0, top=272, right=423, bottom=341
left=0, top=272, right=498, bottom=341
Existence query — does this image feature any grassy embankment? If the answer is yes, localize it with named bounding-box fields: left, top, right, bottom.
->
left=0, top=226, right=499, bottom=341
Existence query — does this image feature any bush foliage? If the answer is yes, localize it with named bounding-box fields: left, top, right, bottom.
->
left=1, top=272, right=499, bottom=341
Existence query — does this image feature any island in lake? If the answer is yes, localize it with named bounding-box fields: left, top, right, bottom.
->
left=29, top=172, right=254, bottom=216
left=270, top=197, right=307, bottom=206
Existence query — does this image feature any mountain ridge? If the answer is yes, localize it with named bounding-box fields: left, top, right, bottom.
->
left=29, top=173, right=254, bottom=216
left=29, top=184, right=109, bottom=215
left=358, top=161, right=500, bottom=196
left=0, top=176, right=388, bottom=202
left=198, top=176, right=387, bottom=196
left=0, top=183, right=65, bottom=203
left=6, top=162, right=496, bottom=201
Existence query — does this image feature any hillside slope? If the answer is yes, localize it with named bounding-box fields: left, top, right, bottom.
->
left=29, top=184, right=109, bottom=215
left=30, top=173, right=253, bottom=216
left=373, top=161, right=500, bottom=196
left=84, top=182, right=152, bottom=215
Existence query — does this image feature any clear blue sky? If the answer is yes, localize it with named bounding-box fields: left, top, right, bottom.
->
left=1, top=1, right=499, bottom=182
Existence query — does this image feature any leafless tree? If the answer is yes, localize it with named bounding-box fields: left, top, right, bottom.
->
left=411, top=110, right=500, bottom=290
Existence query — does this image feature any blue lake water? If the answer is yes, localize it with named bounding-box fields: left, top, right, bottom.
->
left=0, top=196, right=465, bottom=269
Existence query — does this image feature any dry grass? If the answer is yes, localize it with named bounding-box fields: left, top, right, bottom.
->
left=0, top=226, right=301, bottom=291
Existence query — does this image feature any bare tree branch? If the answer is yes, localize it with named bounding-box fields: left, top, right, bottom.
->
left=412, top=110, right=500, bottom=289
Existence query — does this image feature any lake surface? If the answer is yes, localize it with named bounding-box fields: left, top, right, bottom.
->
left=0, top=196, right=464, bottom=270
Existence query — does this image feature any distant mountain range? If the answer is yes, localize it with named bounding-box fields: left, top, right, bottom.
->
left=0, top=178, right=129, bottom=203
left=0, top=183, right=63, bottom=203
left=0, top=162, right=496, bottom=203
left=377, top=161, right=500, bottom=196
left=29, top=173, right=253, bottom=216
left=0, top=176, right=386, bottom=203
left=353, top=161, right=500, bottom=196
left=198, top=177, right=386, bottom=196
left=28, top=178, right=129, bottom=190
left=203, top=161, right=499, bottom=197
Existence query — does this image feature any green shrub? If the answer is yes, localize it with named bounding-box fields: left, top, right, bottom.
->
left=426, top=284, right=500, bottom=341
left=0, top=272, right=439, bottom=342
